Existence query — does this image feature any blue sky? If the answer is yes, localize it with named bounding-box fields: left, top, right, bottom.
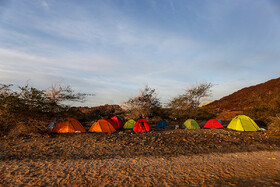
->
left=0, top=0, right=279, bottom=106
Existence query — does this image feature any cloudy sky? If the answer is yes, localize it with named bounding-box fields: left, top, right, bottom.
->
left=0, top=0, right=279, bottom=106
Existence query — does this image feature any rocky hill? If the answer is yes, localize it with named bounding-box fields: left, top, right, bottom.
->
left=206, top=77, right=280, bottom=119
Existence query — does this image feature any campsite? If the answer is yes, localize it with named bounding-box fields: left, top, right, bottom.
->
left=1, top=1, right=280, bottom=186
left=1, top=117, right=280, bottom=186
left=1, top=78, right=280, bottom=186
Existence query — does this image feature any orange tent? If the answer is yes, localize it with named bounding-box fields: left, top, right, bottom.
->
left=52, top=118, right=86, bottom=133
left=89, top=119, right=116, bottom=133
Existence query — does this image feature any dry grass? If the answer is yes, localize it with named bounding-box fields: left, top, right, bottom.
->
left=0, top=118, right=49, bottom=138
left=268, top=114, right=280, bottom=136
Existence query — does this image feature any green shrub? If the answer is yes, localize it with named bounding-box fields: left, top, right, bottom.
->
left=196, top=108, right=216, bottom=120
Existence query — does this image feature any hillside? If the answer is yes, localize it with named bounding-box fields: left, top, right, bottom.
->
left=73, top=104, right=122, bottom=114
left=206, top=77, right=280, bottom=118
left=71, top=104, right=124, bottom=122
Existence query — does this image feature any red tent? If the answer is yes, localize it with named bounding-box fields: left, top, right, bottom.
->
left=203, top=119, right=223, bottom=129
left=104, top=118, right=117, bottom=129
left=111, top=116, right=123, bottom=129
left=133, top=119, right=152, bottom=133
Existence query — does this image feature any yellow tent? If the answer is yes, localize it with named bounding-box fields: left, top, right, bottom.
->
left=227, top=115, right=260, bottom=131
left=123, top=119, right=136, bottom=129
left=182, top=119, right=200, bottom=129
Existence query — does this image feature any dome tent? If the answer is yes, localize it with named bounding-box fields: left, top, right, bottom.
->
left=156, top=120, right=169, bottom=128
left=182, top=119, right=200, bottom=129
left=203, top=119, right=223, bottom=129
left=123, top=119, right=136, bottom=129
left=217, top=119, right=223, bottom=124
left=89, top=119, right=116, bottom=133
left=111, top=116, right=123, bottom=129
left=104, top=118, right=117, bottom=129
left=48, top=121, right=57, bottom=130
left=133, top=119, right=152, bottom=133
left=227, top=115, right=260, bottom=131
left=52, top=118, right=86, bottom=133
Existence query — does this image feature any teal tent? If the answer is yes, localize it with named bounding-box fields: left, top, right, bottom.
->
left=156, top=120, right=169, bottom=127
left=217, top=119, right=223, bottom=124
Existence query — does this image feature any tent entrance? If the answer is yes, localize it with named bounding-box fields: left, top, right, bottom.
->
left=140, top=122, right=147, bottom=132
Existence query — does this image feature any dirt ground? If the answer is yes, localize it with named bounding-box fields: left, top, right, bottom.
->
left=1, top=128, right=280, bottom=186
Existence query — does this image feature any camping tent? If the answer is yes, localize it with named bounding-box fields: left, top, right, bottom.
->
left=52, top=118, right=86, bottom=133
left=203, top=119, right=223, bottom=129
left=156, top=120, right=169, bottom=127
left=123, top=119, right=136, bottom=129
left=133, top=119, right=152, bottom=132
left=89, top=119, right=116, bottom=133
left=48, top=121, right=57, bottom=130
left=111, top=116, right=123, bottom=129
left=227, top=115, right=260, bottom=131
left=104, top=118, right=117, bottom=129
left=182, top=119, right=200, bottom=129
left=217, top=119, right=223, bottom=124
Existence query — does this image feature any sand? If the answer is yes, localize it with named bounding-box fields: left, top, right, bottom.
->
left=1, top=128, right=280, bottom=186
left=1, top=151, right=279, bottom=186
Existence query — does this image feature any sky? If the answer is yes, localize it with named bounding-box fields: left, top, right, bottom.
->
left=0, top=0, right=279, bottom=106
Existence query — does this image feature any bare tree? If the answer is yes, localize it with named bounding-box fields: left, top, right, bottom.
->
left=45, top=83, right=91, bottom=103
left=121, top=85, right=161, bottom=119
left=169, top=82, right=213, bottom=120
left=45, top=83, right=63, bottom=101
left=186, top=82, right=213, bottom=109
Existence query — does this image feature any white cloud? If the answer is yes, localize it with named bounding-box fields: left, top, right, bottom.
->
left=40, top=0, right=49, bottom=10
left=1, top=0, right=279, bottom=106
left=0, top=47, right=196, bottom=106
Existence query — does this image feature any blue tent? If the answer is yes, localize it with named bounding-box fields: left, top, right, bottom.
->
left=217, top=119, right=223, bottom=124
left=48, top=121, right=57, bottom=129
left=156, top=120, right=169, bottom=127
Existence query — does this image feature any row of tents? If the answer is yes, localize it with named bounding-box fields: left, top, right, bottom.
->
left=182, top=116, right=260, bottom=131
left=51, top=115, right=261, bottom=133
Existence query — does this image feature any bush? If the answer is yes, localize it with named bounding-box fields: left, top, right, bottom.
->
left=168, top=82, right=213, bottom=120
left=121, top=85, right=161, bottom=120
left=268, top=114, right=280, bottom=136
left=244, top=98, right=280, bottom=121
left=0, top=83, right=89, bottom=136
left=196, top=108, right=216, bottom=120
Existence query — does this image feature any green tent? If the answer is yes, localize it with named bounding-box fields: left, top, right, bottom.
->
left=182, top=119, right=200, bottom=129
left=227, top=115, right=260, bottom=131
left=123, top=119, right=136, bottom=129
